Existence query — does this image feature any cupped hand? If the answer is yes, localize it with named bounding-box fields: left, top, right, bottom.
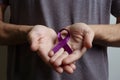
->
left=28, top=25, right=75, bottom=74
left=28, top=25, right=57, bottom=64
left=49, top=23, right=94, bottom=73
left=63, top=23, right=94, bottom=64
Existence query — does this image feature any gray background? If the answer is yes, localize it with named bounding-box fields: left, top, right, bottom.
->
left=0, top=8, right=120, bottom=80
left=108, top=15, right=120, bottom=80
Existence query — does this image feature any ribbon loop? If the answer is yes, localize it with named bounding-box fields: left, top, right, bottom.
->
left=52, top=29, right=72, bottom=54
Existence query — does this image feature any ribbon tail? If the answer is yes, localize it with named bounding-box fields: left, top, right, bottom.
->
left=52, top=40, right=67, bottom=53
left=63, top=44, right=72, bottom=54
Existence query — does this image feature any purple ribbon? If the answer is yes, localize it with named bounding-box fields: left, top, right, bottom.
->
left=52, top=29, right=72, bottom=54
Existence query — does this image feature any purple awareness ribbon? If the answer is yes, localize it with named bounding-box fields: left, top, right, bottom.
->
left=52, top=29, right=72, bottom=54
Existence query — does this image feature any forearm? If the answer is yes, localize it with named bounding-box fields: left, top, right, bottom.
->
left=0, top=21, right=33, bottom=45
left=90, top=24, right=120, bottom=47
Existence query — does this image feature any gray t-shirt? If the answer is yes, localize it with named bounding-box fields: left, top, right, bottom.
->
left=0, top=0, right=120, bottom=80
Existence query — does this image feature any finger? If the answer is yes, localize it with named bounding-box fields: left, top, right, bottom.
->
left=53, top=51, right=69, bottom=67
left=63, top=65, right=74, bottom=74
left=48, top=51, right=54, bottom=57
left=63, top=48, right=86, bottom=65
left=63, top=50, right=81, bottom=64
left=70, top=63, right=76, bottom=70
left=49, top=48, right=64, bottom=64
left=81, top=47, right=87, bottom=54
left=49, top=63, right=63, bottom=74
left=54, top=66, right=64, bottom=74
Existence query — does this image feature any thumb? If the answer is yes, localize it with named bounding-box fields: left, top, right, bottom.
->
left=28, top=32, right=40, bottom=51
left=83, top=32, right=94, bottom=48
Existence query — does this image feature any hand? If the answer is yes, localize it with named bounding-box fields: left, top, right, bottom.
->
left=63, top=23, right=94, bottom=64
left=28, top=25, right=57, bottom=64
left=49, top=48, right=76, bottom=74
left=28, top=25, right=75, bottom=74
left=49, top=23, right=94, bottom=73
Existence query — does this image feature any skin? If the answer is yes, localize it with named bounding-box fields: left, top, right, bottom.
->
left=91, top=23, right=120, bottom=47
left=0, top=21, right=33, bottom=45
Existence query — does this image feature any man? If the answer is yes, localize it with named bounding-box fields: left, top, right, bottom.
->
left=0, top=0, right=120, bottom=80
left=1, top=22, right=120, bottom=80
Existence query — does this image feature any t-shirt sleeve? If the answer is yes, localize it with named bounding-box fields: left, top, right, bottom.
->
left=111, top=0, right=120, bottom=17
left=0, top=0, right=9, bottom=5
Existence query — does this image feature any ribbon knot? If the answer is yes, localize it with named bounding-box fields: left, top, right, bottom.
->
left=52, top=29, right=72, bottom=54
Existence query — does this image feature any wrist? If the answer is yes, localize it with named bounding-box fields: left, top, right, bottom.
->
left=89, top=24, right=117, bottom=46
left=0, top=21, right=34, bottom=45
left=19, top=25, right=33, bottom=35
left=19, top=25, right=33, bottom=43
